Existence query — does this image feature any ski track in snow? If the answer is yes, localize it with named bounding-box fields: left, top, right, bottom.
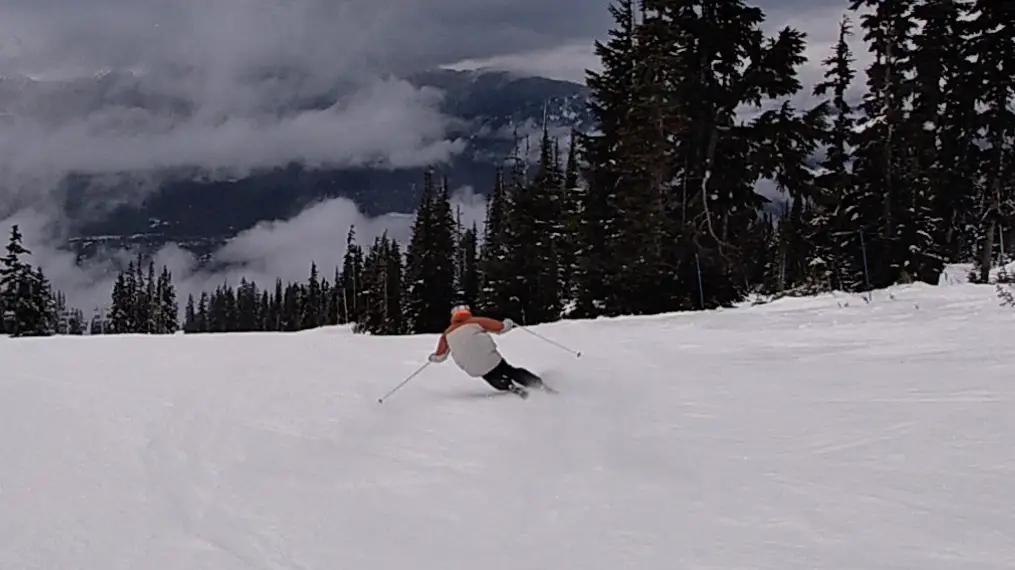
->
left=2, top=281, right=1014, bottom=569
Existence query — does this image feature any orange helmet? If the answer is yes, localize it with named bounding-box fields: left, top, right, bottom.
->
left=450, top=304, right=472, bottom=320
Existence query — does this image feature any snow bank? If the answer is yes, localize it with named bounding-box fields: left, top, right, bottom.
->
left=940, top=261, right=1015, bottom=285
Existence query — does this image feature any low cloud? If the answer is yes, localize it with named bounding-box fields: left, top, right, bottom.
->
left=0, top=74, right=467, bottom=219
left=442, top=41, right=600, bottom=84
left=0, top=186, right=488, bottom=316
left=1, top=77, right=461, bottom=174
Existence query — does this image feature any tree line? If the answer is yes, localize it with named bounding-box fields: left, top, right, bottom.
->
left=274, top=0, right=1014, bottom=330
left=284, top=0, right=1015, bottom=334
left=0, top=225, right=85, bottom=336
left=148, top=136, right=578, bottom=336
left=574, top=0, right=1014, bottom=316
left=105, top=143, right=581, bottom=336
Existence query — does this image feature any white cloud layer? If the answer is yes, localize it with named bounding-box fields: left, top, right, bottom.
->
left=0, top=73, right=467, bottom=221
left=0, top=186, right=488, bottom=315
left=1, top=78, right=459, bottom=174
left=442, top=42, right=601, bottom=84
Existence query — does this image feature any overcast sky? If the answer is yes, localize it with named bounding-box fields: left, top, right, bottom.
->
left=0, top=0, right=865, bottom=313
left=1, top=0, right=853, bottom=81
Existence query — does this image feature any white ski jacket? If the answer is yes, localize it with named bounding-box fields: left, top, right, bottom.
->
left=433, top=315, right=511, bottom=377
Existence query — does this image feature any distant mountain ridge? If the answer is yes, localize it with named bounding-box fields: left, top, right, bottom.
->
left=0, top=68, right=592, bottom=255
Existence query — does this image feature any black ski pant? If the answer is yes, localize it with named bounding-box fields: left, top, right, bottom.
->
left=482, top=359, right=542, bottom=391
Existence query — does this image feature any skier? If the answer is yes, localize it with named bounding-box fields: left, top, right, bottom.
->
left=428, top=305, right=545, bottom=397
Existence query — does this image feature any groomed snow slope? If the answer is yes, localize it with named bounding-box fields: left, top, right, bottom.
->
left=2, top=283, right=1014, bottom=570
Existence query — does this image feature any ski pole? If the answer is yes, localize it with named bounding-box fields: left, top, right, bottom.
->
left=378, top=361, right=430, bottom=403
left=519, top=327, right=582, bottom=358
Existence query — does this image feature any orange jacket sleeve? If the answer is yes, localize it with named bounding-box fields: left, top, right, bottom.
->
left=471, top=316, right=504, bottom=333
left=434, top=333, right=449, bottom=356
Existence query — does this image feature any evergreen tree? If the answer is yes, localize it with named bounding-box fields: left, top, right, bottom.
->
left=354, top=234, right=405, bottom=335
left=608, top=2, right=679, bottom=314
left=384, top=238, right=405, bottom=334
left=282, top=282, right=299, bottom=331
left=260, top=289, right=272, bottom=330
left=303, top=262, right=322, bottom=328
left=810, top=14, right=858, bottom=291
left=235, top=278, right=259, bottom=331
left=746, top=211, right=779, bottom=290
left=969, top=0, right=1015, bottom=281
left=0, top=226, right=38, bottom=336
left=677, top=0, right=813, bottom=306
left=2, top=264, right=61, bottom=337
left=109, top=272, right=130, bottom=333
left=90, top=308, right=107, bottom=335
left=221, top=283, right=239, bottom=331
left=122, top=259, right=138, bottom=332
left=178, top=265, right=350, bottom=335
left=404, top=170, right=457, bottom=333
left=197, top=292, right=209, bottom=332
left=156, top=266, right=178, bottom=334
left=128, top=255, right=148, bottom=331
left=320, top=277, right=333, bottom=326
left=453, top=206, right=466, bottom=299
left=51, top=291, right=64, bottom=334
left=271, top=279, right=283, bottom=330
left=558, top=130, right=584, bottom=309
left=339, top=226, right=364, bottom=323
left=478, top=168, right=516, bottom=315
left=848, top=0, right=935, bottom=288
left=145, top=261, right=157, bottom=332
left=574, top=0, right=634, bottom=317
left=459, top=222, right=480, bottom=308
left=753, top=100, right=829, bottom=294
left=355, top=238, right=385, bottom=334
left=506, top=127, right=563, bottom=323
left=66, top=308, right=84, bottom=335
left=107, top=258, right=177, bottom=334
left=184, top=294, right=197, bottom=333
left=582, top=0, right=816, bottom=311
left=328, top=267, right=341, bottom=325
left=911, top=0, right=976, bottom=262
left=31, top=266, right=57, bottom=336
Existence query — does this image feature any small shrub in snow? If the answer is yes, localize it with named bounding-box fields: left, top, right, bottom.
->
left=997, top=264, right=1015, bottom=284
left=997, top=284, right=1015, bottom=308
left=994, top=264, right=1015, bottom=307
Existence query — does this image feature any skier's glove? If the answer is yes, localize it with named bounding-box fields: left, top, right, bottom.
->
left=428, top=352, right=448, bottom=363
left=501, top=318, right=516, bottom=333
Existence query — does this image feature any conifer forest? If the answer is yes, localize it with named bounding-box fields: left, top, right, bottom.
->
left=2, top=0, right=1014, bottom=337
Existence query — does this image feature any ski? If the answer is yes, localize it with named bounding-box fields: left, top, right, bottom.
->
left=507, top=384, right=529, bottom=399
left=511, top=381, right=558, bottom=397
left=539, top=383, right=559, bottom=394
left=530, top=378, right=558, bottom=394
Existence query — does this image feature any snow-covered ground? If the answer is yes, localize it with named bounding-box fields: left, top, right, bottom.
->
left=3, top=281, right=1014, bottom=569
left=939, top=259, right=1015, bottom=285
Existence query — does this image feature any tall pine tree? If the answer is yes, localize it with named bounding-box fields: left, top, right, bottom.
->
left=478, top=168, right=516, bottom=316
left=459, top=222, right=480, bottom=308
left=810, top=14, right=858, bottom=291
left=575, top=0, right=635, bottom=317
left=969, top=0, right=1015, bottom=281
left=404, top=170, right=457, bottom=332
left=506, top=127, right=563, bottom=324
left=0, top=225, right=31, bottom=335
